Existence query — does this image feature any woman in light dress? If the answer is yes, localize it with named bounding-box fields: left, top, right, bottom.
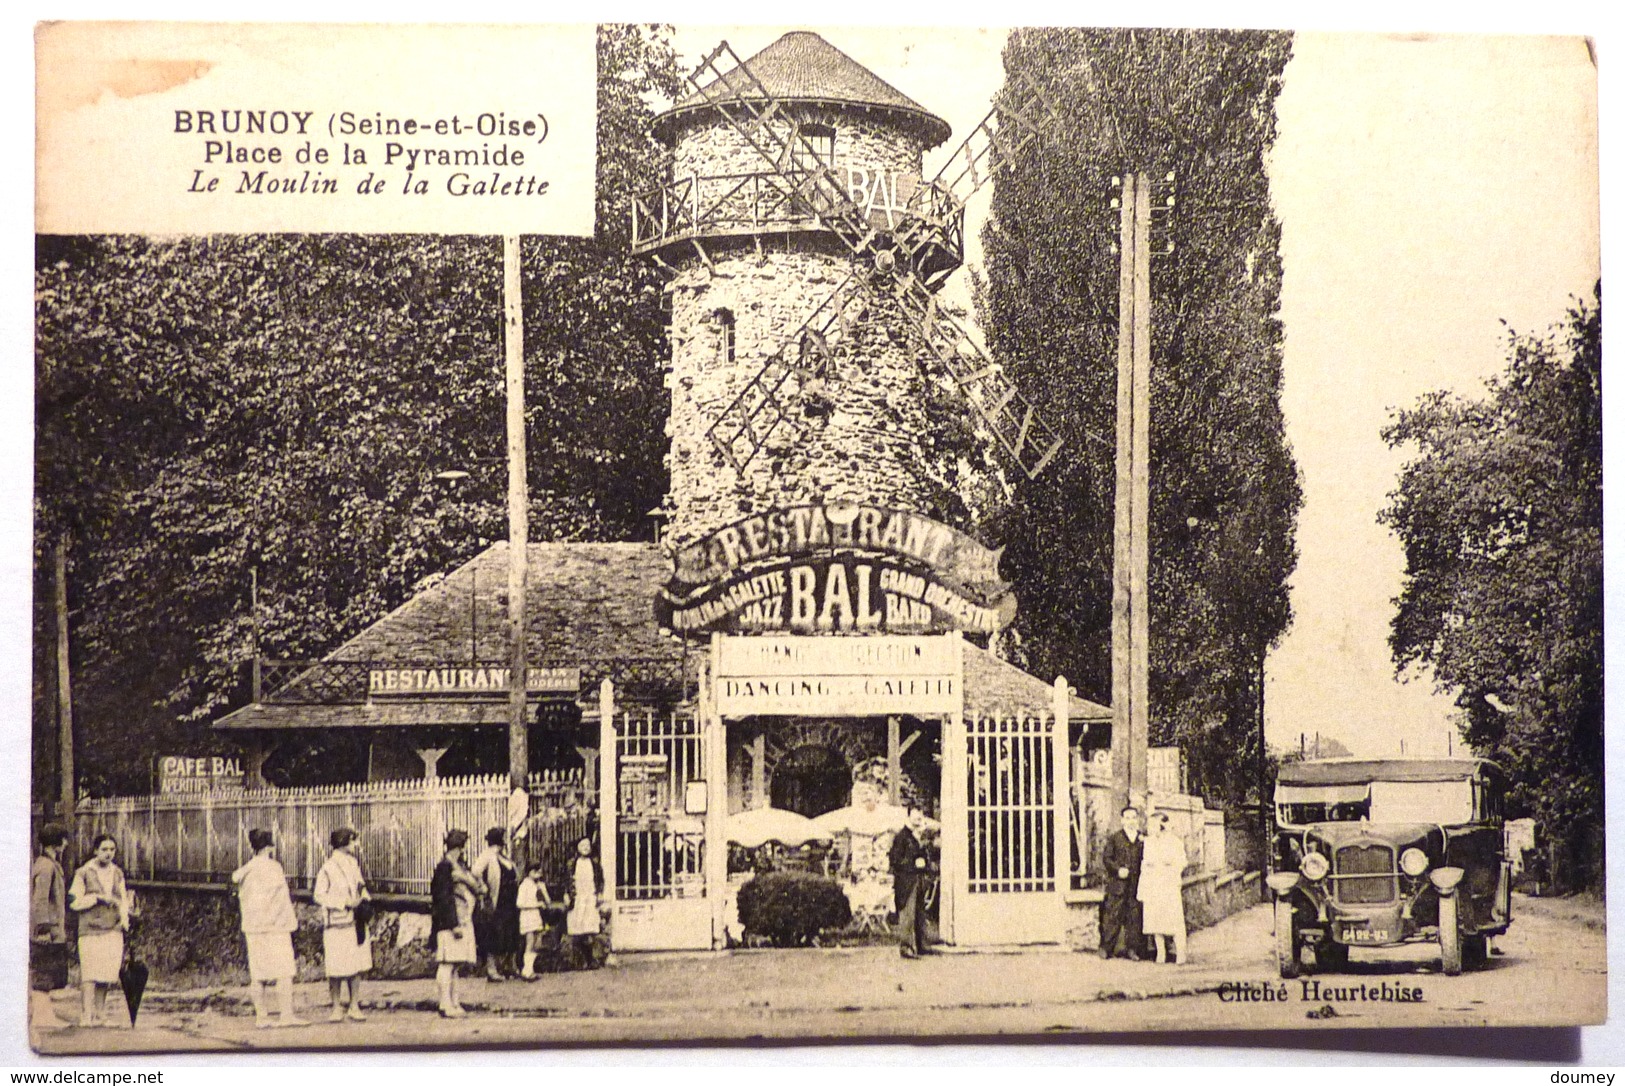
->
left=431, top=828, right=484, bottom=1017
left=231, top=828, right=308, bottom=1028
left=565, top=837, right=603, bottom=970
left=1137, top=811, right=1188, bottom=965
left=314, top=826, right=372, bottom=1022
left=68, top=834, right=130, bottom=1027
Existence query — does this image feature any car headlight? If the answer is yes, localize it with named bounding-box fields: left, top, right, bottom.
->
left=1400, top=848, right=1429, bottom=877
left=1300, top=851, right=1330, bottom=881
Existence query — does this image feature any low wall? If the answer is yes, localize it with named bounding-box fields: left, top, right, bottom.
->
left=124, top=883, right=438, bottom=986
left=1063, top=869, right=1261, bottom=952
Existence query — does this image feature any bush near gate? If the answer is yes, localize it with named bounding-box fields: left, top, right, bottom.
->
left=737, top=871, right=852, bottom=947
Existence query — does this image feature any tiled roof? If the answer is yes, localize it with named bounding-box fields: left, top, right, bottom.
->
left=327, top=542, right=680, bottom=666
left=215, top=541, right=1110, bottom=729
left=963, top=645, right=1111, bottom=723
left=662, top=31, right=952, bottom=147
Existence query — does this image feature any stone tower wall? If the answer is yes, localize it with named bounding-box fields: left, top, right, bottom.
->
left=661, top=106, right=951, bottom=548
left=665, top=250, right=947, bottom=547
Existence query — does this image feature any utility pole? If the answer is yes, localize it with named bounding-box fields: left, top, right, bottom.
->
left=1110, top=171, right=1152, bottom=816
left=504, top=234, right=529, bottom=796
left=55, top=538, right=75, bottom=824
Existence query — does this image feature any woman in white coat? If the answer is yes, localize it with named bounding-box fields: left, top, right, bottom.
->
left=231, top=829, right=307, bottom=1028
left=314, top=826, right=372, bottom=1022
left=69, top=834, right=129, bottom=1027
left=1137, top=812, right=1188, bottom=965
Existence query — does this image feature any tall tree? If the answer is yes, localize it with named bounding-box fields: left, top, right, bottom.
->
left=33, top=25, right=680, bottom=796
left=976, top=28, right=1301, bottom=804
left=1381, top=284, right=1602, bottom=892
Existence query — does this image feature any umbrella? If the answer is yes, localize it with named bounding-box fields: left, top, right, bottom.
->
left=813, top=803, right=940, bottom=837
left=725, top=808, right=833, bottom=849
left=118, top=953, right=148, bottom=1027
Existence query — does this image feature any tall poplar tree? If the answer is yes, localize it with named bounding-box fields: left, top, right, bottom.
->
left=976, top=28, right=1301, bottom=803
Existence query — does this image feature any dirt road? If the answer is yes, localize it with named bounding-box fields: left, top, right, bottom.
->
left=30, top=894, right=1603, bottom=1054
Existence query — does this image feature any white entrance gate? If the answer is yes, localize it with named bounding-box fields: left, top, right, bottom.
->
left=603, top=707, right=712, bottom=950
left=947, top=708, right=1070, bottom=945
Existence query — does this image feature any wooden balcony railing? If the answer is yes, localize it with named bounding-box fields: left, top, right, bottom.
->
left=631, top=167, right=964, bottom=281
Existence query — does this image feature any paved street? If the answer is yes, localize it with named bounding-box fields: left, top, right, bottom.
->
left=31, top=895, right=1604, bottom=1054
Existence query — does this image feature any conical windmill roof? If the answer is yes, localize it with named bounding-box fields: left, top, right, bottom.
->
left=660, top=31, right=952, bottom=148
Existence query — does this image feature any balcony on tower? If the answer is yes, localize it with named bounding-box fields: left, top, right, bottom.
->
left=630, top=31, right=964, bottom=287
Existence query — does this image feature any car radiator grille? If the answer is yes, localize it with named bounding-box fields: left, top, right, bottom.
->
left=1334, top=844, right=1396, bottom=904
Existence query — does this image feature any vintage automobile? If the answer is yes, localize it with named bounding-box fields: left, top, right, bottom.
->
left=1268, top=757, right=1512, bottom=977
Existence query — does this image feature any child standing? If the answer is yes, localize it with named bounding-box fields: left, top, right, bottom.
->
left=516, top=859, right=552, bottom=980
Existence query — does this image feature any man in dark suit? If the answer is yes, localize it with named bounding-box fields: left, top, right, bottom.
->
left=1100, top=805, right=1145, bottom=960
left=889, top=807, right=929, bottom=958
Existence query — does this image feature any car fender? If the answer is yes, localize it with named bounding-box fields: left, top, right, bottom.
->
left=1429, top=866, right=1465, bottom=896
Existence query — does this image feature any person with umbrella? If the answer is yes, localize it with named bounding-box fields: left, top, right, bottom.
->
left=68, top=833, right=129, bottom=1027
left=314, top=827, right=372, bottom=1022
left=232, top=829, right=308, bottom=1028
left=29, top=824, right=72, bottom=1033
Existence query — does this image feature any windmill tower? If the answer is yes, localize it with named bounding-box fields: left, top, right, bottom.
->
left=631, top=32, right=1062, bottom=550
left=621, top=32, right=1083, bottom=950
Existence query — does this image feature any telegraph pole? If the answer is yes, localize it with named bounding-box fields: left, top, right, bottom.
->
left=1110, top=171, right=1152, bottom=816
left=55, top=537, right=75, bottom=824
left=504, top=234, right=530, bottom=796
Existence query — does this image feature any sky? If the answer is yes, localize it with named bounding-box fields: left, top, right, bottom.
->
left=666, top=25, right=1601, bottom=760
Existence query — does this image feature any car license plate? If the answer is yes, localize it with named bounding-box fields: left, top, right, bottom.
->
left=1341, top=924, right=1389, bottom=943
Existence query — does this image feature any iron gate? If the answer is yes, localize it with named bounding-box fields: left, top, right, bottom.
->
left=609, top=708, right=712, bottom=949
left=953, top=710, right=1066, bottom=944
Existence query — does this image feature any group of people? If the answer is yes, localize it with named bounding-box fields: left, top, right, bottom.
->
left=1101, top=805, right=1190, bottom=965
left=430, top=829, right=603, bottom=1017
left=29, top=822, right=607, bottom=1032
left=231, top=824, right=374, bottom=1028
left=30, top=825, right=130, bottom=1031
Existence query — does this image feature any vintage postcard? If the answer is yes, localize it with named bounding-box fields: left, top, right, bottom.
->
left=26, top=21, right=1602, bottom=1055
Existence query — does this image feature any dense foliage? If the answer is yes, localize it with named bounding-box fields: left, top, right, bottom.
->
left=33, top=25, right=681, bottom=797
left=975, top=29, right=1301, bottom=804
left=1380, top=285, right=1602, bottom=891
left=735, top=870, right=853, bottom=947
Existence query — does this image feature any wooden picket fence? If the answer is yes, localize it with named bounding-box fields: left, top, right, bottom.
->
left=75, top=770, right=592, bottom=897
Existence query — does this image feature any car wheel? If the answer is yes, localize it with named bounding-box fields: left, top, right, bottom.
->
left=1316, top=940, right=1349, bottom=973
left=1462, top=933, right=1489, bottom=968
left=1275, top=899, right=1300, bottom=979
left=1439, top=893, right=1462, bottom=976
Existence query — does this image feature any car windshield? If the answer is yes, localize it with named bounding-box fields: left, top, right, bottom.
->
left=1276, top=779, right=1476, bottom=825
left=1369, top=779, right=1474, bottom=823
left=1275, top=783, right=1368, bottom=825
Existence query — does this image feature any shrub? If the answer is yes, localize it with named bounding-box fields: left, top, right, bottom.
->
left=736, top=871, right=852, bottom=947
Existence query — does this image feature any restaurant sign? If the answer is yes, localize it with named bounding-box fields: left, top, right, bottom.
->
left=159, top=755, right=245, bottom=795
left=369, top=665, right=581, bottom=697
left=660, top=504, right=1014, bottom=638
